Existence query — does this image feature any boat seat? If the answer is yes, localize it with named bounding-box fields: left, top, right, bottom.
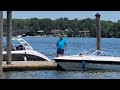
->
left=16, top=45, right=25, bottom=50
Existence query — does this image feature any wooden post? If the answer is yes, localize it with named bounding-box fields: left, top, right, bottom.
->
left=6, top=11, right=12, bottom=64
left=0, top=11, right=3, bottom=79
left=95, top=13, right=101, bottom=51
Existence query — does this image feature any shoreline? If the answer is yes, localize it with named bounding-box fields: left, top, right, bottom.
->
left=24, top=36, right=120, bottom=38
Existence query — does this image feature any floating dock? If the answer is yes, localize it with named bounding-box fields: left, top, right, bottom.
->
left=3, top=61, right=57, bottom=71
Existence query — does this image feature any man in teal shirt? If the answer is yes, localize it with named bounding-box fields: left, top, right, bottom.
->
left=56, top=32, right=67, bottom=57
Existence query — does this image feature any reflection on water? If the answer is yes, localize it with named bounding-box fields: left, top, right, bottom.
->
left=2, top=37, right=120, bottom=79
left=3, top=70, right=120, bottom=79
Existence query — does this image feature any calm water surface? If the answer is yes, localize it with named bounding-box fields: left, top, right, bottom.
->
left=2, top=37, right=120, bottom=79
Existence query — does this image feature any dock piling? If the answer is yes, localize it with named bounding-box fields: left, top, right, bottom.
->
left=0, top=11, right=3, bottom=79
left=6, top=11, right=12, bottom=64
left=95, top=13, right=101, bottom=51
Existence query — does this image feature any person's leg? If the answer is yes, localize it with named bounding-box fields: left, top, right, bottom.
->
left=56, top=54, right=59, bottom=57
left=56, top=48, right=60, bottom=57
left=60, top=49, right=64, bottom=56
left=56, top=49, right=64, bottom=57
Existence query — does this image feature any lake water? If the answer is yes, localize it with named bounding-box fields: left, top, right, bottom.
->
left=2, top=37, right=120, bottom=79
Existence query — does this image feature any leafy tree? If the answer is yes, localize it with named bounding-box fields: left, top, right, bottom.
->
left=3, top=17, right=120, bottom=37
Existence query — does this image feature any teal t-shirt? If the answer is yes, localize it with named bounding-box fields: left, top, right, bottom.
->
left=57, top=38, right=67, bottom=50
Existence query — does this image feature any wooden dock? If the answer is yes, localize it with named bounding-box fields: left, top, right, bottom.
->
left=2, top=61, right=57, bottom=71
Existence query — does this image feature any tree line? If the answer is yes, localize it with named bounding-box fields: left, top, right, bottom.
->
left=3, top=17, right=120, bottom=38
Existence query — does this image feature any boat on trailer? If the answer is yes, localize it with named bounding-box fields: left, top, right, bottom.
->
left=3, top=36, right=51, bottom=61
left=53, top=50, right=120, bottom=71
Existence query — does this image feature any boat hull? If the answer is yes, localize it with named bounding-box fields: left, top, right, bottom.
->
left=3, top=53, right=47, bottom=61
left=55, top=59, right=120, bottom=71
left=3, top=50, right=50, bottom=61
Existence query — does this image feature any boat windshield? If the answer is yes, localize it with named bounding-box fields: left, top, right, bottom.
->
left=83, top=50, right=112, bottom=56
left=98, top=51, right=112, bottom=56
left=84, top=50, right=97, bottom=55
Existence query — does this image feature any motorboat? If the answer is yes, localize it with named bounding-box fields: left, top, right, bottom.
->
left=3, top=36, right=51, bottom=61
left=53, top=50, right=120, bottom=71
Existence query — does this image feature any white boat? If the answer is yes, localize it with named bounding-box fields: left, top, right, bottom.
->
left=53, top=50, right=120, bottom=71
left=3, top=36, right=51, bottom=61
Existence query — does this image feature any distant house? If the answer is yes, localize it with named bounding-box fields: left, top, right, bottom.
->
left=37, top=30, right=44, bottom=33
left=3, top=29, right=28, bottom=37
left=51, top=30, right=61, bottom=37
left=36, top=30, right=44, bottom=36
left=65, top=29, right=69, bottom=32
left=51, top=30, right=61, bottom=34
left=78, top=30, right=90, bottom=37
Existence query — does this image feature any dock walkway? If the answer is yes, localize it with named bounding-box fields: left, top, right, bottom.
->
left=3, top=61, right=57, bottom=71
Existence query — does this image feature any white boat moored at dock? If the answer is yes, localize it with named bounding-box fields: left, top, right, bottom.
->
left=53, top=50, right=120, bottom=71
left=3, top=36, right=51, bottom=61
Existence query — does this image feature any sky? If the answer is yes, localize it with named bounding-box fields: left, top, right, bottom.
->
left=3, top=11, right=120, bottom=22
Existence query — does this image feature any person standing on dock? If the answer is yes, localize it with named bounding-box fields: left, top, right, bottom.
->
left=56, top=32, right=67, bottom=57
